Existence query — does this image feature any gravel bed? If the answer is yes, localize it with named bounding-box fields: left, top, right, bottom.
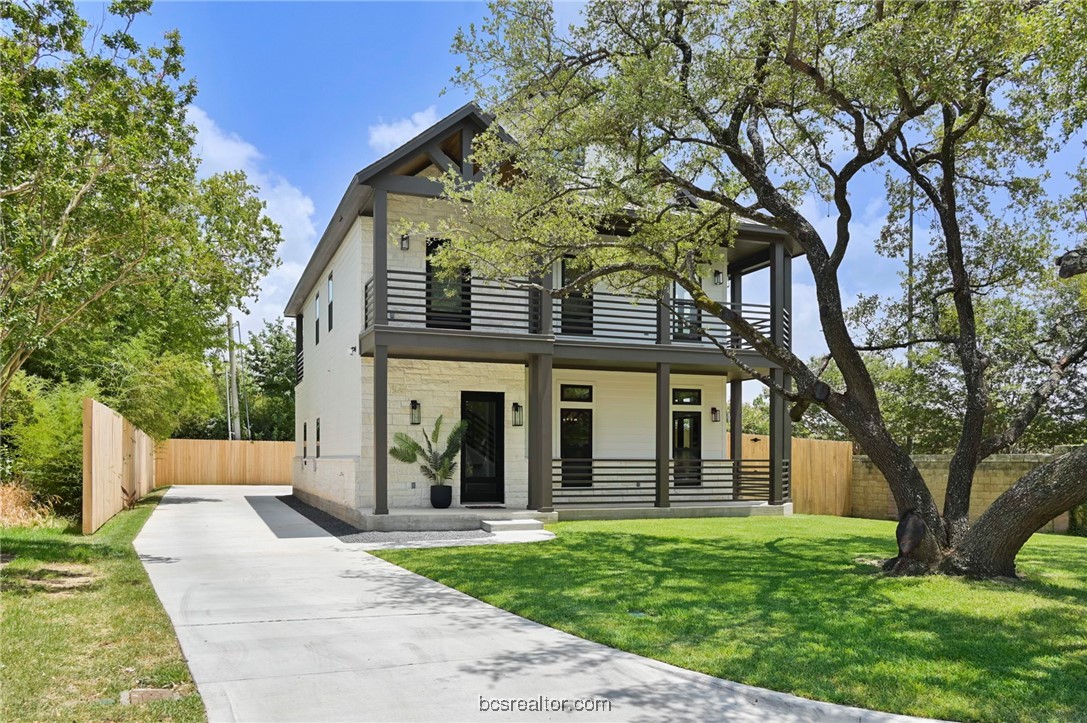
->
left=276, top=495, right=494, bottom=544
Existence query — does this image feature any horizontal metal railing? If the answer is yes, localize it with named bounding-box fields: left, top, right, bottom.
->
left=365, top=269, right=537, bottom=333
left=551, top=458, right=786, bottom=507
left=363, top=272, right=789, bottom=351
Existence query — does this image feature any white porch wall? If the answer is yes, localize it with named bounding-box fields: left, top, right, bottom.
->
left=551, top=370, right=728, bottom=459
left=361, top=359, right=529, bottom=510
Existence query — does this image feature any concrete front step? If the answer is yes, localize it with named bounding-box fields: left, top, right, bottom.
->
left=481, top=519, right=545, bottom=532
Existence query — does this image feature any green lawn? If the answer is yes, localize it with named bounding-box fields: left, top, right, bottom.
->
left=1, top=490, right=204, bottom=722
left=375, top=515, right=1087, bottom=722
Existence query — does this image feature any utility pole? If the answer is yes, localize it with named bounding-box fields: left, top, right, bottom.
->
left=227, top=313, right=242, bottom=441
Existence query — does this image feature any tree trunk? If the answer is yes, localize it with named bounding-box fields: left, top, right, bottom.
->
left=941, top=446, right=1087, bottom=577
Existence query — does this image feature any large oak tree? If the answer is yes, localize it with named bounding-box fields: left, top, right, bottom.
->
left=429, top=0, right=1087, bottom=577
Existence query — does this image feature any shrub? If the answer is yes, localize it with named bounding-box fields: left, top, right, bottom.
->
left=3, top=374, right=101, bottom=517
left=1070, top=503, right=1087, bottom=538
left=0, top=482, right=55, bottom=527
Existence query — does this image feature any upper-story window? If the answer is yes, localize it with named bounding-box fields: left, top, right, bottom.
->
left=327, top=272, right=334, bottom=331
left=314, top=292, right=320, bottom=345
left=315, top=418, right=321, bottom=459
left=302, top=422, right=307, bottom=458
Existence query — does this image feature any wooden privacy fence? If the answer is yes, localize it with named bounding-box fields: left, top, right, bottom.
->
left=734, top=433, right=854, bottom=516
left=154, top=440, right=294, bottom=486
left=82, top=398, right=155, bottom=534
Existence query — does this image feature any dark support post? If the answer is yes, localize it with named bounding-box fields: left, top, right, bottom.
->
left=768, top=243, right=792, bottom=505
left=656, top=285, right=672, bottom=345
left=655, top=362, right=671, bottom=508
left=373, top=344, right=389, bottom=514
left=372, top=188, right=389, bottom=515
left=372, top=189, right=388, bottom=326
left=527, top=354, right=553, bottom=511
left=530, top=269, right=553, bottom=336
left=729, top=270, right=743, bottom=349
left=730, top=377, right=744, bottom=498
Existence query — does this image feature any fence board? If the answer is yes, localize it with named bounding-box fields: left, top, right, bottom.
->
left=154, top=440, right=294, bottom=486
left=82, top=398, right=155, bottom=534
left=730, top=433, right=853, bottom=516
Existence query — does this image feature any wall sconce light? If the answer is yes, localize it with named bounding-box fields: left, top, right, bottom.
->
left=713, top=270, right=724, bottom=285
left=400, top=234, right=411, bottom=251
left=512, top=402, right=524, bottom=427
left=711, top=407, right=721, bottom=422
left=410, top=400, right=421, bottom=425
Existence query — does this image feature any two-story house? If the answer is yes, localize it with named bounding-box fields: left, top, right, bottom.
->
left=284, top=103, right=801, bottom=530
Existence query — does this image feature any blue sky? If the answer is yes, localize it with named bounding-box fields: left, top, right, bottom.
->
left=111, top=2, right=1081, bottom=400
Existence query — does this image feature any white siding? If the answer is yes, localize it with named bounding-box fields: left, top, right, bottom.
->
left=551, top=370, right=728, bottom=459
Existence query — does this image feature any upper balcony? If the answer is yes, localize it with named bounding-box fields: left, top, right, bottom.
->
left=363, top=268, right=789, bottom=353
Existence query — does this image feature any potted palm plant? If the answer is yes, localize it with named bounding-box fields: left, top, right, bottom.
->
left=388, top=415, right=468, bottom=509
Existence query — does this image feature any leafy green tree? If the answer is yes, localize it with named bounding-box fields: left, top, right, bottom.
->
left=0, top=0, right=281, bottom=400
left=430, top=0, right=1087, bottom=576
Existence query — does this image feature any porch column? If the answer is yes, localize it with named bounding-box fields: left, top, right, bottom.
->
left=371, top=188, right=388, bottom=326
left=728, top=268, right=743, bottom=350
left=655, top=362, right=670, bottom=508
left=768, top=242, right=792, bottom=505
left=371, top=188, right=389, bottom=514
left=527, top=353, right=553, bottom=512
left=730, top=377, right=744, bottom=497
left=373, top=344, right=389, bottom=515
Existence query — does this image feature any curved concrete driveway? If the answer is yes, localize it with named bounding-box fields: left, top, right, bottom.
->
left=136, top=486, right=928, bottom=723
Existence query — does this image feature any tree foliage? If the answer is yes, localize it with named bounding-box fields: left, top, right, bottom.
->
left=429, top=0, right=1087, bottom=576
left=0, top=0, right=281, bottom=400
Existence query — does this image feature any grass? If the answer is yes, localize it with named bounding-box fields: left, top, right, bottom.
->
left=1, top=490, right=204, bottom=722
left=374, top=515, right=1087, bottom=722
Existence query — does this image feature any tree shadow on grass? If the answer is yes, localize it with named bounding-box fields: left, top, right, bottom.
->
left=377, top=528, right=1087, bottom=721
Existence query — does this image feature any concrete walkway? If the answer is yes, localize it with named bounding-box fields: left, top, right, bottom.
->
left=136, top=486, right=928, bottom=723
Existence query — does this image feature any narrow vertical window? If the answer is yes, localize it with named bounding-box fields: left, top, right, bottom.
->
left=302, top=422, right=307, bottom=458
left=315, top=418, right=321, bottom=459
left=314, top=292, right=320, bottom=345
left=327, top=272, right=334, bottom=331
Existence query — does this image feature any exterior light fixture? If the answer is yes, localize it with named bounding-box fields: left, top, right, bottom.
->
left=713, top=270, right=724, bottom=285
left=400, top=234, right=411, bottom=251
left=410, top=400, right=421, bottom=425
left=512, top=402, right=524, bottom=427
left=711, top=407, right=721, bottom=422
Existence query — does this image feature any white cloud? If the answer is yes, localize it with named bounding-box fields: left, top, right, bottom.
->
left=367, top=106, right=440, bottom=155
left=188, top=106, right=318, bottom=337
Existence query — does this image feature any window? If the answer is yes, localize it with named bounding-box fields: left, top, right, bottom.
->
left=302, top=422, right=307, bottom=458
left=673, top=388, right=702, bottom=405
left=560, top=384, right=593, bottom=402
left=327, top=272, right=334, bottom=331
left=314, top=292, right=320, bottom=345
left=315, top=418, right=321, bottom=458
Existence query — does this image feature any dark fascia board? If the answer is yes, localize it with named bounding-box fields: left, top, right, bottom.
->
left=283, top=102, right=491, bottom=317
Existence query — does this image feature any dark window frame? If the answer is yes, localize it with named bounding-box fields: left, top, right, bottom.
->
left=302, top=422, right=307, bottom=458
left=327, top=272, right=334, bottom=331
left=560, top=384, right=593, bottom=403
left=315, top=418, right=321, bottom=459
left=672, top=388, right=702, bottom=405
left=314, top=292, right=320, bottom=345
left=295, top=315, right=304, bottom=383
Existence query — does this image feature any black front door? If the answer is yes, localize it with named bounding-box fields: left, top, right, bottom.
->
left=461, top=392, right=504, bottom=503
left=560, top=408, right=593, bottom=487
left=672, top=411, right=702, bottom=485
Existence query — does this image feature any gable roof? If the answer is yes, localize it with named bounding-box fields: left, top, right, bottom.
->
left=283, top=102, right=490, bottom=317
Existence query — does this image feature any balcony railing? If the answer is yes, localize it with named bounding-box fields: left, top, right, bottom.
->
left=551, top=458, right=790, bottom=507
left=365, top=269, right=538, bottom=333
left=363, top=271, right=788, bottom=350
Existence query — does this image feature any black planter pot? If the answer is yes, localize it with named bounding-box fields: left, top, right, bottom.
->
left=430, top=485, right=452, bottom=509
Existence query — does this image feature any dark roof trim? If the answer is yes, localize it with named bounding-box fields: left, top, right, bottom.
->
left=283, top=103, right=490, bottom=317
